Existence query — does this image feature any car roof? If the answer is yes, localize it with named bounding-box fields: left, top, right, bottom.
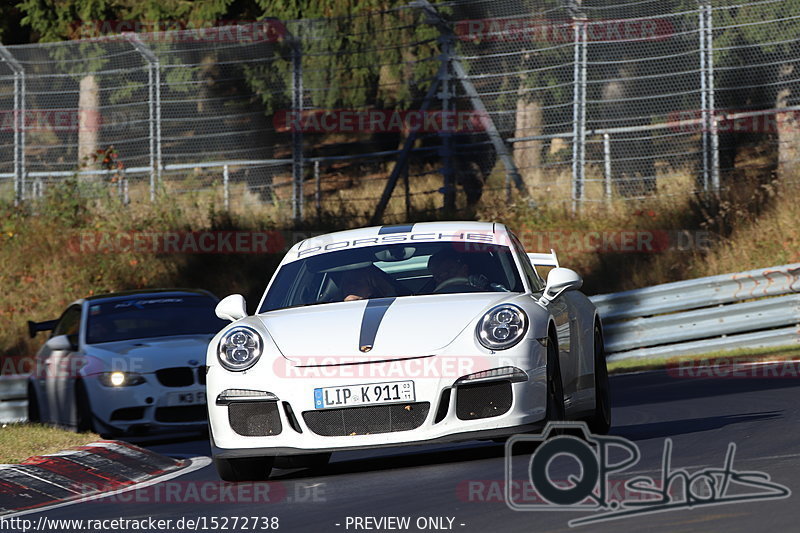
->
left=79, top=288, right=217, bottom=305
left=287, top=221, right=507, bottom=262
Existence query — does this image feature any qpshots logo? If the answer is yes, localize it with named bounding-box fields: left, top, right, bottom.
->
left=505, top=422, right=790, bottom=527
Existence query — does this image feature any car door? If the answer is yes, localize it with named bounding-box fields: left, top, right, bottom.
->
left=44, top=305, right=82, bottom=425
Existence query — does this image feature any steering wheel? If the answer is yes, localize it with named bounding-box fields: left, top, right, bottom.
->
left=433, top=277, right=473, bottom=293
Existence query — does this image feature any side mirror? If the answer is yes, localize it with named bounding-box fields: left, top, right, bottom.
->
left=540, top=267, right=583, bottom=306
left=216, top=294, right=247, bottom=322
left=46, top=334, right=77, bottom=351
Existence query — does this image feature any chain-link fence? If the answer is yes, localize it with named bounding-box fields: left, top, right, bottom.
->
left=1, top=0, right=798, bottom=220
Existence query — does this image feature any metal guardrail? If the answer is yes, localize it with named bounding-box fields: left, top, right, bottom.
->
left=0, top=374, right=28, bottom=424
left=590, top=263, right=800, bottom=361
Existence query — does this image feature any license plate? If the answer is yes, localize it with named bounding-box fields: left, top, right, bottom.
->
left=165, top=391, right=206, bottom=406
left=313, top=380, right=415, bottom=409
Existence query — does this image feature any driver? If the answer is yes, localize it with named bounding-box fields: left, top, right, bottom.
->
left=427, top=249, right=489, bottom=292
left=340, top=267, right=397, bottom=301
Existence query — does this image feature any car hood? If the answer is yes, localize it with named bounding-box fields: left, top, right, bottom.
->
left=258, top=293, right=512, bottom=363
left=83, top=335, right=214, bottom=374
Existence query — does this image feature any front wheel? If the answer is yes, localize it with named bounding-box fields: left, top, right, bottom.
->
left=587, top=324, right=611, bottom=434
left=27, top=382, right=41, bottom=423
left=214, top=456, right=274, bottom=482
left=75, top=381, right=95, bottom=433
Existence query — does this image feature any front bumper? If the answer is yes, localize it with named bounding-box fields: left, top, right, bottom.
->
left=84, top=371, right=208, bottom=435
left=207, top=341, right=549, bottom=457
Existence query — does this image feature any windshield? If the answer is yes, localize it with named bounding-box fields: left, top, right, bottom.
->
left=259, top=242, right=524, bottom=313
left=86, top=295, right=226, bottom=344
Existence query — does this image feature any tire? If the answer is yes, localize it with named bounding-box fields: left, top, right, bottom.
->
left=27, top=382, right=41, bottom=423
left=545, top=332, right=566, bottom=423
left=75, top=381, right=95, bottom=433
left=587, top=323, right=612, bottom=434
left=214, top=456, right=275, bottom=482
left=274, top=453, right=331, bottom=470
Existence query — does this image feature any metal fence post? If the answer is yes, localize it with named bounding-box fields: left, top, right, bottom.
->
left=603, top=132, right=612, bottom=204
left=290, top=27, right=304, bottom=223
left=314, top=160, right=321, bottom=221
left=571, top=18, right=588, bottom=213
left=223, top=164, right=230, bottom=211
left=0, top=43, right=25, bottom=205
left=699, top=4, right=709, bottom=191
left=439, top=32, right=456, bottom=212
left=126, top=34, right=161, bottom=201
left=706, top=1, right=720, bottom=192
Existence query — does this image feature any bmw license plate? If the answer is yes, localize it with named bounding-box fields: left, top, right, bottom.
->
left=165, top=391, right=206, bottom=406
left=314, top=380, right=415, bottom=409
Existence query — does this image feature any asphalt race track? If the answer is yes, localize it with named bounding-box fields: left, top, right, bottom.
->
left=20, top=370, right=799, bottom=533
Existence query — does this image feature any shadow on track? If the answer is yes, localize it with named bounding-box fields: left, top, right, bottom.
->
left=610, top=372, right=800, bottom=408
left=611, top=411, right=782, bottom=441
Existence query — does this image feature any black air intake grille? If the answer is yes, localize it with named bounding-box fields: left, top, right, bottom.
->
left=154, top=405, right=207, bottom=422
left=228, top=402, right=283, bottom=437
left=456, top=381, right=512, bottom=420
left=155, top=367, right=195, bottom=387
left=302, top=402, right=430, bottom=436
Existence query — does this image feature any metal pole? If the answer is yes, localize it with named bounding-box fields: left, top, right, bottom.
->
left=439, top=33, right=455, bottom=213
left=579, top=21, right=587, bottom=207
left=125, top=34, right=159, bottom=201
left=155, top=58, right=162, bottom=195
left=603, top=132, right=612, bottom=204
left=223, top=164, right=230, bottom=211
left=698, top=4, right=709, bottom=191
left=706, top=2, right=720, bottom=192
left=404, top=163, right=410, bottom=220
left=0, top=43, right=25, bottom=204
left=291, top=34, right=304, bottom=222
left=314, top=160, right=321, bottom=220
left=571, top=22, right=581, bottom=213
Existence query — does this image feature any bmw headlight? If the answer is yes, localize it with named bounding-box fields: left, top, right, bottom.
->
left=98, top=371, right=146, bottom=387
left=476, top=304, right=528, bottom=350
left=218, top=326, right=263, bottom=371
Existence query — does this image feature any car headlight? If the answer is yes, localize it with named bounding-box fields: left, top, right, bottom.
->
left=218, top=326, right=263, bottom=371
left=476, top=304, right=528, bottom=350
left=98, top=371, right=146, bottom=387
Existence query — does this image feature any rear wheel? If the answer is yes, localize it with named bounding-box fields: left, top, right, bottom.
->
left=27, top=382, right=41, bottom=423
left=214, top=456, right=274, bottom=482
left=545, top=333, right=566, bottom=422
left=587, top=324, right=611, bottom=434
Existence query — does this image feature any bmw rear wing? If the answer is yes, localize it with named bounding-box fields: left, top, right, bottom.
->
left=527, top=250, right=559, bottom=268
left=28, top=319, right=58, bottom=339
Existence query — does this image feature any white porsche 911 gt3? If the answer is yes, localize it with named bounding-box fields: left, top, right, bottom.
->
left=27, top=289, right=225, bottom=437
left=208, top=221, right=610, bottom=481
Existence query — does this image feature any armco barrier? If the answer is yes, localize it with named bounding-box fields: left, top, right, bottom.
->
left=590, top=263, right=800, bottom=361
left=0, top=374, right=28, bottom=423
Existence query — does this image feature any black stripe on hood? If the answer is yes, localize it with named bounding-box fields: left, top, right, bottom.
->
left=358, top=297, right=396, bottom=351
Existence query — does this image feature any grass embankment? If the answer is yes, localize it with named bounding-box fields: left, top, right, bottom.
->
left=0, top=423, right=100, bottom=464
left=1, top=164, right=798, bottom=363
left=607, top=345, right=800, bottom=375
